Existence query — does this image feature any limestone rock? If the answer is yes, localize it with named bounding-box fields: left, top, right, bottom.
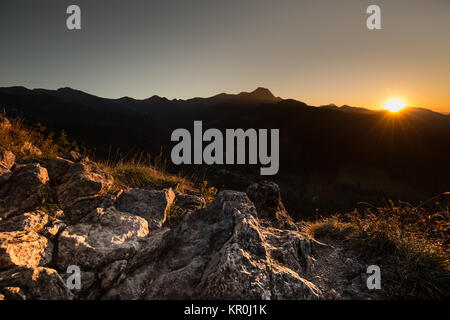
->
left=105, top=191, right=320, bottom=300
left=48, top=155, right=114, bottom=209
left=46, top=154, right=114, bottom=221
left=174, top=193, right=206, bottom=212
left=0, top=164, right=49, bottom=219
left=246, top=181, right=285, bottom=219
left=246, top=181, right=296, bottom=229
left=57, top=207, right=149, bottom=270
left=0, top=286, right=27, bottom=300
left=116, top=188, right=175, bottom=229
left=99, top=260, right=127, bottom=289
left=0, top=231, right=53, bottom=269
left=0, top=211, right=49, bottom=233
left=0, top=267, right=74, bottom=300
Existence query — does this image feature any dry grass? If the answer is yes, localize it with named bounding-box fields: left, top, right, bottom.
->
left=96, top=154, right=196, bottom=193
left=308, top=200, right=450, bottom=299
left=0, top=114, right=59, bottom=160
left=0, top=114, right=198, bottom=194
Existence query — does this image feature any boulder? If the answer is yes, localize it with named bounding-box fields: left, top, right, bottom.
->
left=0, top=164, right=49, bottom=219
left=246, top=181, right=285, bottom=219
left=57, top=207, right=149, bottom=270
left=116, top=188, right=175, bottom=229
left=0, top=231, right=53, bottom=269
left=246, top=181, right=295, bottom=229
left=46, top=154, right=114, bottom=221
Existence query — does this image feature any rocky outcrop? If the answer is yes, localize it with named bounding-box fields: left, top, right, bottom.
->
left=0, top=163, right=49, bottom=219
left=0, top=148, right=375, bottom=300
left=103, top=191, right=320, bottom=300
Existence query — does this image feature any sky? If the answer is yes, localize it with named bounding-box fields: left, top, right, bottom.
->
left=1, top=0, right=449, bottom=112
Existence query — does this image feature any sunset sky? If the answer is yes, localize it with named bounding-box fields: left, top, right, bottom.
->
left=1, top=0, right=449, bottom=112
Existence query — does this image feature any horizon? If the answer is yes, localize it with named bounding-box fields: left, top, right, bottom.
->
left=3, top=84, right=449, bottom=115
left=1, top=0, right=449, bottom=112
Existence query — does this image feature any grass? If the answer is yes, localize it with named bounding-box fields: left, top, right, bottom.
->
left=0, top=113, right=199, bottom=194
left=0, top=113, right=59, bottom=160
left=308, top=201, right=450, bottom=299
left=95, top=153, right=197, bottom=194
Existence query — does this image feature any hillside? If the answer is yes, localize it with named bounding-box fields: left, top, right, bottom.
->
left=0, top=115, right=448, bottom=300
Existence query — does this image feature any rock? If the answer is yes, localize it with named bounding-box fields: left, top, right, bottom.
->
left=0, top=231, right=53, bottom=269
left=0, top=267, right=74, bottom=300
left=246, top=181, right=296, bottom=229
left=0, top=150, right=15, bottom=171
left=0, top=171, right=13, bottom=185
left=80, top=271, right=97, bottom=292
left=99, top=260, right=127, bottom=289
left=0, top=286, right=27, bottom=300
left=60, top=151, right=88, bottom=163
left=67, top=194, right=116, bottom=224
left=57, top=207, right=149, bottom=270
left=246, top=181, right=288, bottom=219
left=42, top=219, right=67, bottom=239
left=116, top=188, right=175, bottom=229
left=46, top=154, right=114, bottom=221
left=174, top=193, right=206, bottom=211
left=0, top=164, right=49, bottom=219
left=105, top=191, right=320, bottom=300
left=0, top=211, right=49, bottom=233
left=101, top=227, right=171, bottom=300
left=344, top=258, right=363, bottom=276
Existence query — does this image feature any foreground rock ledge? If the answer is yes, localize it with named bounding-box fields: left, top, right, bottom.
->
left=0, top=150, right=375, bottom=300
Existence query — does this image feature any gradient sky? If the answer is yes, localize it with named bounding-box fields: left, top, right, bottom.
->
left=1, top=0, right=449, bottom=112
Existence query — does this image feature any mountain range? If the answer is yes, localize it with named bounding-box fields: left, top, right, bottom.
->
left=1, top=86, right=449, bottom=217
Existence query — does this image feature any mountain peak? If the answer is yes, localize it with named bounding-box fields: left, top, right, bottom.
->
left=237, top=87, right=279, bottom=102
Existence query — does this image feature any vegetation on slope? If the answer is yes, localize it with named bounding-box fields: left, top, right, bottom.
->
left=309, top=201, right=450, bottom=299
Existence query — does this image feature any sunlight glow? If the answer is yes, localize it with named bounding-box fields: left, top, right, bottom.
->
left=383, top=98, right=406, bottom=113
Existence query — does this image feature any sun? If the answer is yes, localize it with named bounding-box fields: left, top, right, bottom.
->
left=383, top=98, right=406, bottom=113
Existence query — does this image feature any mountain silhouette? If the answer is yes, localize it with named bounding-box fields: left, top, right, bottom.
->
left=0, top=86, right=449, bottom=216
